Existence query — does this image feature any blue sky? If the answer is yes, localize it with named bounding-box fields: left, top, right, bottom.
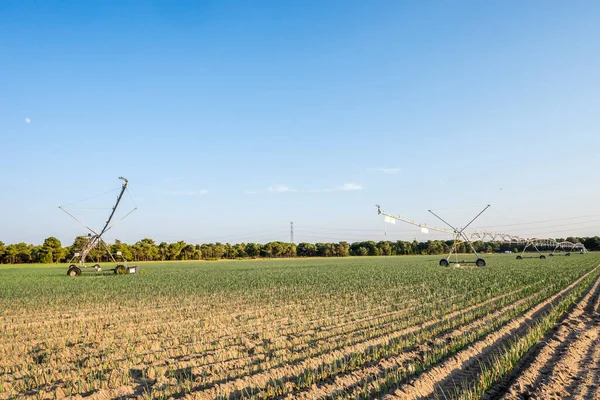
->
left=1, top=1, right=600, bottom=246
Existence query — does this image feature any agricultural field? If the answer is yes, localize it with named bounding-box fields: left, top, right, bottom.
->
left=1, top=254, right=600, bottom=399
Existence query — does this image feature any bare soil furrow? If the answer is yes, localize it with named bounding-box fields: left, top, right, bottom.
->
left=289, top=284, right=552, bottom=400
left=174, top=283, right=539, bottom=399
left=491, top=268, right=600, bottom=400
left=383, top=266, right=598, bottom=400
left=1, top=284, right=526, bottom=383
left=1, top=283, right=418, bottom=329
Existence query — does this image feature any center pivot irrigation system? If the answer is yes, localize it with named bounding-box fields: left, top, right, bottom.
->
left=59, top=177, right=138, bottom=276
left=376, top=205, right=587, bottom=267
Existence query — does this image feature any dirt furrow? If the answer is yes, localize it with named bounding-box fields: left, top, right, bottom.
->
left=384, top=266, right=598, bottom=400
left=1, top=284, right=520, bottom=387
left=180, top=285, right=537, bottom=399
left=1, top=283, right=417, bottom=329
left=492, top=268, right=600, bottom=400
left=1, top=287, right=421, bottom=345
left=288, top=284, right=551, bottom=400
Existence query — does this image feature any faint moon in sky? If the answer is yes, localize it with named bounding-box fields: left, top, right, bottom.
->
left=24, top=117, right=31, bottom=124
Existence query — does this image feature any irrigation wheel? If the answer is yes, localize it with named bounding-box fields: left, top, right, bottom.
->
left=540, top=255, right=547, bottom=260
left=516, top=256, right=523, bottom=260
left=549, top=253, right=554, bottom=257
left=114, top=265, right=127, bottom=275
left=67, top=265, right=81, bottom=277
left=565, top=253, right=571, bottom=257
left=476, top=258, right=486, bottom=267
left=439, top=259, right=449, bottom=267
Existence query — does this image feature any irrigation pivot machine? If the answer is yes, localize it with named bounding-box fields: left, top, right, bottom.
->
left=377, top=205, right=491, bottom=267
left=376, top=205, right=587, bottom=266
left=59, top=177, right=138, bottom=276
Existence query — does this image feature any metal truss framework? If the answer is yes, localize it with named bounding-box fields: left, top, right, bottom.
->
left=376, top=205, right=588, bottom=265
left=59, top=177, right=138, bottom=276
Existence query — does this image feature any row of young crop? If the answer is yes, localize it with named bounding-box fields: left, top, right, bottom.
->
left=184, top=270, right=593, bottom=399
left=0, top=258, right=596, bottom=399
left=0, top=276, right=588, bottom=398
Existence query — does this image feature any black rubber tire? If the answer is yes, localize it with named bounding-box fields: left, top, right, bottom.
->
left=476, top=258, right=486, bottom=267
left=549, top=253, right=554, bottom=257
left=114, top=265, right=127, bottom=275
left=516, top=256, right=523, bottom=260
left=540, top=255, right=546, bottom=260
left=565, top=253, right=571, bottom=257
left=439, top=259, right=449, bottom=267
left=67, top=266, right=81, bottom=277
left=93, top=263, right=100, bottom=268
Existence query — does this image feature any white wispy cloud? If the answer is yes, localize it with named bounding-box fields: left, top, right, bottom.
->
left=163, top=176, right=185, bottom=183
left=257, top=183, right=363, bottom=194
left=268, top=185, right=296, bottom=193
left=372, top=167, right=400, bottom=174
left=337, top=183, right=363, bottom=191
left=158, top=189, right=207, bottom=196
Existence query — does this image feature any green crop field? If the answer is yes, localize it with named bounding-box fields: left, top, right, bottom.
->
left=1, top=254, right=599, bottom=399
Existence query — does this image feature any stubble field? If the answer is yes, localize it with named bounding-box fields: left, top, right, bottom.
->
left=1, top=254, right=599, bottom=399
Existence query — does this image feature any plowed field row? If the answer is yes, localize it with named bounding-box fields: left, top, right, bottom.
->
left=0, top=255, right=597, bottom=399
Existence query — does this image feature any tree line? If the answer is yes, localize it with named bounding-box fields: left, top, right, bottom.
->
left=0, top=235, right=598, bottom=264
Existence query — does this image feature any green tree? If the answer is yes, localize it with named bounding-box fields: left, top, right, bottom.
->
left=158, top=242, right=169, bottom=261
left=181, top=244, right=197, bottom=260
left=68, top=236, right=89, bottom=259
left=426, top=241, right=444, bottom=255
left=334, top=242, right=350, bottom=257
left=377, top=241, right=392, bottom=256
left=194, top=244, right=203, bottom=260
left=212, top=243, right=226, bottom=259
left=266, top=242, right=284, bottom=258
left=40, top=237, right=66, bottom=263
left=134, top=238, right=159, bottom=261
left=233, top=244, right=246, bottom=258
left=0, top=241, right=5, bottom=263
left=297, top=243, right=317, bottom=257
left=5, top=243, right=32, bottom=263
left=583, top=236, right=600, bottom=251
left=245, top=243, right=260, bottom=258
left=111, top=240, right=133, bottom=261
left=167, top=241, right=186, bottom=260
left=316, top=243, right=334, bottom=257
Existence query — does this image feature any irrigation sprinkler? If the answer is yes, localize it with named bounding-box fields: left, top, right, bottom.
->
left=375, top=206, right=587, bottom=266
left=548, top=241, right=587, bottom=257
left=574, top=243, right=587, bottom=254
left=376, top=205, right=492, bottom=267
left=59, top=177, right=138, bottom=276
left=515, top=238, right=554, bottom=260
left=549, top=241, right=573, bottom=257
left=376, top=205, right=588, bottom=266
left=427, top=205, right=490, bottom=267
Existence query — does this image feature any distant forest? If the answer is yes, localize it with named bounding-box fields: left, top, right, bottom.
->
left=1, top=236, right=599, bottom=264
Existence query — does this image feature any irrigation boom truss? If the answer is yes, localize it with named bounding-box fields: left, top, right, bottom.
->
left=59, top=177, right=139, bottom=276
left=376, top=205, right=587, bottom=266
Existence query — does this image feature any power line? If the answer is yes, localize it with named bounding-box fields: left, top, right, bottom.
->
left=296, top=214, right=600, bottom=234
left=294, top=225, right=426, bottom=233
left=488, top=219, right=600, bottom=234
left=190, top=229, right=287, bottom=243
left=468, top=214, right=600, bottom=229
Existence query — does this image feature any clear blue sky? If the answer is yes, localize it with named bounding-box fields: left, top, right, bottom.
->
left=1, top=1, right=599, bottom=246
